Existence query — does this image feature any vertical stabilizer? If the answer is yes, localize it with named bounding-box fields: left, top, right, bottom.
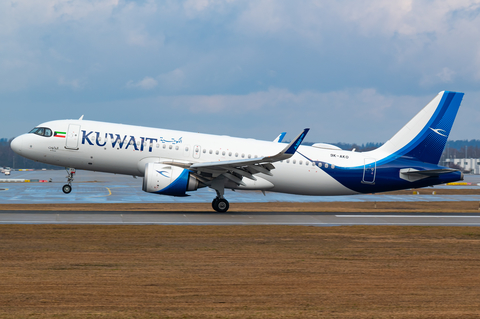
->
left=373, top=91, right=464, bottom=164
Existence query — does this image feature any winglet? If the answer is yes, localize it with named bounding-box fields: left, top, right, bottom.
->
left=284, top=128, right=309, bottom=155
left=273, top=132, right=287, bottom=143
left=265, top=128, right=310, bottom=162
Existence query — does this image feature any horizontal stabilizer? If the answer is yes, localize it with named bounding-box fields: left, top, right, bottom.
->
left=402, top=168, right=458, bottom=176
left=399, top=167, right=459, bottom=182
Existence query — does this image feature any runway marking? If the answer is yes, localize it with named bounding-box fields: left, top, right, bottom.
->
left=92, top=187, right=112, bottom=197
left=1, top=221, right=480, bottom=226
left=336, top=215, right=480, bottom=218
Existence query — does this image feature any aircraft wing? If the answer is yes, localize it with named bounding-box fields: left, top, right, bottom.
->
left=162, top=129, right=309, bottom=186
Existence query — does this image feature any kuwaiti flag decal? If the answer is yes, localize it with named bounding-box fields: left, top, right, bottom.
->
left=54, top=131, right=66, bottom=138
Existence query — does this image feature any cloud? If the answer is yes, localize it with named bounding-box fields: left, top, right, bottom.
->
left=126, top=77, right=158, bottom=90
left=58, top=77, right=84, bottom=90
left=1, top=0, right=480, bottom=143
left=157, top=68, right=186, bottom=91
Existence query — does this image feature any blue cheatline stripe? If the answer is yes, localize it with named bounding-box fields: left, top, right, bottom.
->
left=155, top=169, right=190, bottom=196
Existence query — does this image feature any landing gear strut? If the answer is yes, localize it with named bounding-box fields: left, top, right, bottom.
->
left=62, top=168, right=76, bottom=194
left=210, top=176, right=229, bottom=213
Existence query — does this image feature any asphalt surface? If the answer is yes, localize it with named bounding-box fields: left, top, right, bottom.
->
left=1, top=211, right=480, bottom=226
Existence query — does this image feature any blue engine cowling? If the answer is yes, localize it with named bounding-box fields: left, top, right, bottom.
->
left=142, top=163, right=199, bottom=196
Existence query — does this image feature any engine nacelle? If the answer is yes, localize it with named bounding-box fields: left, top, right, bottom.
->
left=142, top=163, right=199, bottom=196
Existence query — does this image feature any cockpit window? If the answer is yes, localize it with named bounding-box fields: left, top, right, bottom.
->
left=29, top=127, right=52, bottom=137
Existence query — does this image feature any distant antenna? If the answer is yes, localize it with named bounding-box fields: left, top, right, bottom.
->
left=79, top=115, right=84, bottom=120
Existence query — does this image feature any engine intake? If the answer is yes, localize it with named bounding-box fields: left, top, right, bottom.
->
left=142, top=163, right=200, bottom=196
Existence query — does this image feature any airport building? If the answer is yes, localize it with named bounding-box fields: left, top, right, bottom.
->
left=444, top=158, right=480, bottom=174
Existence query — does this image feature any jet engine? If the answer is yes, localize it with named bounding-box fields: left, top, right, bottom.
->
left=142, top=163, right=200, bottom=196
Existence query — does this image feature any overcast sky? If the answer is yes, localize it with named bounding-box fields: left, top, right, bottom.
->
left=1, top=0, right=479, bottom=143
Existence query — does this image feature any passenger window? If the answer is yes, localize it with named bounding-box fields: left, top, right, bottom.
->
left=175, top=146, right=179, bottom=150
left=248, top=154, right=251, bottom=158
left=228, top=152, right=232, bottom=156
left=299, top=160, right=303, bottom=165
left=306, top=161, right=309, bottom=166
left=209, top=150, right=212, bottom=154
left=163, top=144, right=166, bottom=149
left=222, top=151, right=226, bottom=156
left=325, top=164, right=329, bottom=168
left=293, top=160, right=296, bottom=164
left=241, top=154, right=245, bottom=158
left=216, top=150, right=219, bottom=155
left=169, top=145, right=173, bottom=150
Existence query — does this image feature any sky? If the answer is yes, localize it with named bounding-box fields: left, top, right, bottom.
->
left=1, top=0, right=479, bottom=144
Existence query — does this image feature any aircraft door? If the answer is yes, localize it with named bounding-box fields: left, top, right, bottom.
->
left=193, top=145, right=201, bottom=159
left=362, top=158, right=376, bottom=184
left=65, top=124, right=81, bottom=150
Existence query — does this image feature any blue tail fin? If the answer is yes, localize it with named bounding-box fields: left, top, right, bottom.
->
left=375, top=91, right=464, bottom=164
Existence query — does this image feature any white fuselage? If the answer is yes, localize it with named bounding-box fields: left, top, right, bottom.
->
left=13, top=119, right=361, bottom=196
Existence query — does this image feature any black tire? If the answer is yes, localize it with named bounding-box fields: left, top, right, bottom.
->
left=213, top=198, right=229, bottom=213
left=211, top=198, right=219, bottom=210
left=62, top=184, right=72, bottom=194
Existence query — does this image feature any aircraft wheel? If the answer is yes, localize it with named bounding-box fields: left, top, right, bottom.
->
left=212, top=198, right=219, bottom=210
left=62, top=184, right=72, bottom=194
left=212, top=198, right=229, bottom=213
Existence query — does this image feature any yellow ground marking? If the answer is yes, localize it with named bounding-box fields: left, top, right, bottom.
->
left=92, top=187, right=112, bottom=197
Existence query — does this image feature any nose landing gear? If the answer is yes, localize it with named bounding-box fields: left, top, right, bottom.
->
left=62, top=168, right=76, bottom=194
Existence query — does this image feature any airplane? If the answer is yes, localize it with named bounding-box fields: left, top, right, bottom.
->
left=10, top=91, right=464, bottom=212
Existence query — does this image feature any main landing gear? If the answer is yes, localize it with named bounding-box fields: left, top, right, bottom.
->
left=212, top=197, right=229, bottom=213
left=210, top=176, right=229, bottom=213
left=62, top=168, right=76, bottom=194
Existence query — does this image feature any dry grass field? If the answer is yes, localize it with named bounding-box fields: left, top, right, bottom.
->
left=1, top=224, right=480, bottom=318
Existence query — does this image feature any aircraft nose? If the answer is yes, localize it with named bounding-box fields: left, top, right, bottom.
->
left=10, top=135, right=24, bottom=154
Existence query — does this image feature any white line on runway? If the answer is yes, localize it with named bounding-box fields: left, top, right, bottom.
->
left=1, top=221, right=480, bottom=226
left=336, top=215, right=480, bottom=218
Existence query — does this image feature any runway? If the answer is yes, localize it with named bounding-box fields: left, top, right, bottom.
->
left=2, top=211, right=480, bottom=226
left=1, top=170, right=480, bottom=226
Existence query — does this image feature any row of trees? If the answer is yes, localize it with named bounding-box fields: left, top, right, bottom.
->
left=1, top=138, right=479, bottom=169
